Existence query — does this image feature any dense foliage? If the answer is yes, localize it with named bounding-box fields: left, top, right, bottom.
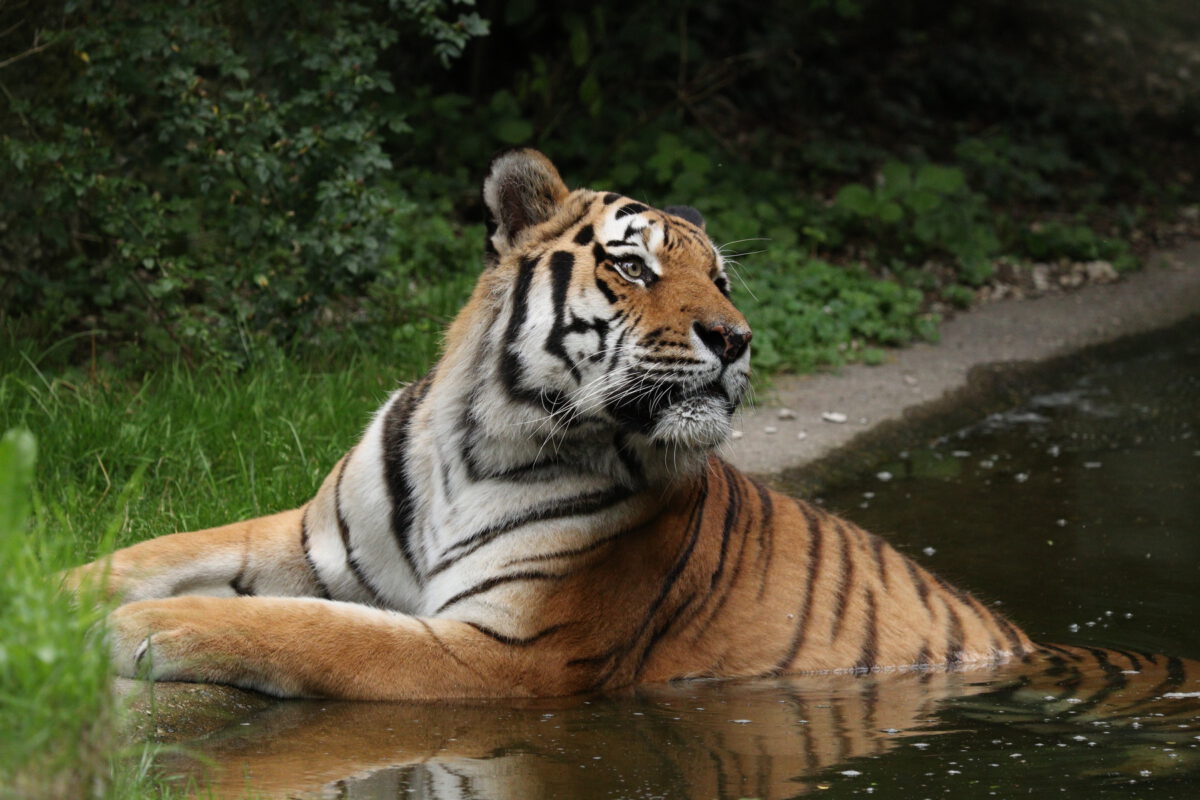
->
left=2, top=0, right=1197, bottom=371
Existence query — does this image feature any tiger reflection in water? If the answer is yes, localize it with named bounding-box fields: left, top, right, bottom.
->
left=159, top=646, right=1197, bottom=799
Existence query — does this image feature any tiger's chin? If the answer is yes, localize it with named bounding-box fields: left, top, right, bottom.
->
left=647, top=394, right=734, bottom=452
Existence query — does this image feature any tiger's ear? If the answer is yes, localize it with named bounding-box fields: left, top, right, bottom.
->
left=482, top=149, right=570, bottom=262
left=664, top=205, right=705, bottom=231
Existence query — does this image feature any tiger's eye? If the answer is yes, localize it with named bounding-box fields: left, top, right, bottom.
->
left=617, top=259, right=643, bottom=280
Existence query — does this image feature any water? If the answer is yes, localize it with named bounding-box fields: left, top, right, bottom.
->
left=161, top=319, right=1200, bottom=799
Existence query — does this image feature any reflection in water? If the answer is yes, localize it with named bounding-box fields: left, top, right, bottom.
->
left=160, top=651, right=1199, bottom=799
left=157, top=320, right=1200, bottom=799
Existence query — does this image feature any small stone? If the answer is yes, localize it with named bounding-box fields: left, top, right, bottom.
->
left=730, top=430, right=744, bottom=440
left=1084, top=260, right=1118, bottom=283
left=876, top=471, right=893, bottom=482
left=922, top=546, right=936, bottom=556
left=777, top=408, right=797, bottom=420
left=822, top=411, right=848, bottom=424
left=764, top=426, right=778, bottom=435
left=903, top=374, right=918, bottom=385
left=796, top=431, right=808, bottom=440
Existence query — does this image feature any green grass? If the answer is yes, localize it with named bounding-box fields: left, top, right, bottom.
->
left=0, top=430, right=174, bottom=799
left=0, top=344, right=434, bottom=798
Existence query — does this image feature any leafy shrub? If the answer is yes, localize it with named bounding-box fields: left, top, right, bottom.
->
left=834, top=162, right=1002, bottom=284
left=1016, top=220, right=1138, bottom=270
left=0, top=0, right=487, bottom=367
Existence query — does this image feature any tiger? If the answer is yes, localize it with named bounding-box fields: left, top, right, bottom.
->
left=67, top=148, right=1200, bottom=704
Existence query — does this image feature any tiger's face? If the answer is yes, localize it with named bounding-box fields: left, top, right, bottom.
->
left=474, top=149, right=751, bottom=454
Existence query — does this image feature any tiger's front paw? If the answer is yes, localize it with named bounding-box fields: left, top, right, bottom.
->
left=108, top=597, right=236, bottom=684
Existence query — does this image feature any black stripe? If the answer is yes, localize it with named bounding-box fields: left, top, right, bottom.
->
left=774, top=500, right=825, bottom=671
left=229, top=567, right=254, bottom=596
left=500, top=254, right=568, bottom=412
left=602, top=192, right=620, bottom=204
left=299, top=506, right=333, bottom=600
left=545, top=250, right=582, bottom=382
left=1056, top=647, right=1128, bottom=717
left=634, top=591, right=699, bottom=678
left=829, top=520, right=856, bottom=641
left=855, top=590, right=878, bottom=672
left=615, top=202, right=648, bottom=218
left=594, top=276, right=619, bottom=304
left=709, top=462, right=741, bottom=592
left=869, top=534, right=888, bottom=587
left=616, top=470, right=709, bottom=684
left=943, top=597, right=965, bottom=665
left=463, top=622, right=568, bottom=647
left=1038, top=641, right=1085, bottom=661
left=903, top=556, right=932, bottom=611
left=1106, top=646, right=1143, bottom=672
left=435, top=571, right=560, bottom=615
left=415, top=618, right=483, bottom=681
left=229, top=544, right=253, bottom=596
left=503, top=524, right=639, bottom=567
left=382, top=376, right=432, bottom=582
left=334, top=452, right=389, bottom=606
left=573, top=224, right=594, bottom=245
left=686, top=463, right=754, bottom=640
left=753, top=479, right=775, bottom=600
left=427, top=485, right=634, bottom=577
left=914, top=642, right=931, bottom=668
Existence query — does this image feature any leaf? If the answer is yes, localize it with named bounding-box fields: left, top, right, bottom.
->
left=834, top=183, right=874, bottom=216
left=877, top=201, right=904, bottom=223
left=915, top=164, right=965, bottom=194
left=494, top=118, right=533, bottom=144
left=567, top=17, right=590, bottom=66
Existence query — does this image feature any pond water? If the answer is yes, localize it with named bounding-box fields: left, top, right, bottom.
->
left=163, top=319, right=1200, bottom=799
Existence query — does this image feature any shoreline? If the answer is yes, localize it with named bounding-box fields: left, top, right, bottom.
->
left=728, top=243, right=1200, bottom=482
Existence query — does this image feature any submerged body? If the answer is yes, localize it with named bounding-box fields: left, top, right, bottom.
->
left=75, top=149, right=1034, bottom=698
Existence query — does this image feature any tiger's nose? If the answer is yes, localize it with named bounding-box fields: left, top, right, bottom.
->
left=694, top=321, right=752, bottom=364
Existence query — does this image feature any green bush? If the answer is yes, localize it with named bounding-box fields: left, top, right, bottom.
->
left=1, top=0, right=1195, bottom=374
left=0, top=0, right=486, bottom=367
left=834, top=162, right=1001, bottom=285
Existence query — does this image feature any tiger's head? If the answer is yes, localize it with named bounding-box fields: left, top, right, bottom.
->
left=454, top=148, right=751, bottom=458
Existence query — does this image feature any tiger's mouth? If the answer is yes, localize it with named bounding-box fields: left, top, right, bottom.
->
left=605, top=380, right=737, bottom=448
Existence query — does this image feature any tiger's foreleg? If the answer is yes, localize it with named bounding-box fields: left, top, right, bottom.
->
left=64, top=507, right=320, bottom=605
left=108, top=595, right=581, bottom=699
